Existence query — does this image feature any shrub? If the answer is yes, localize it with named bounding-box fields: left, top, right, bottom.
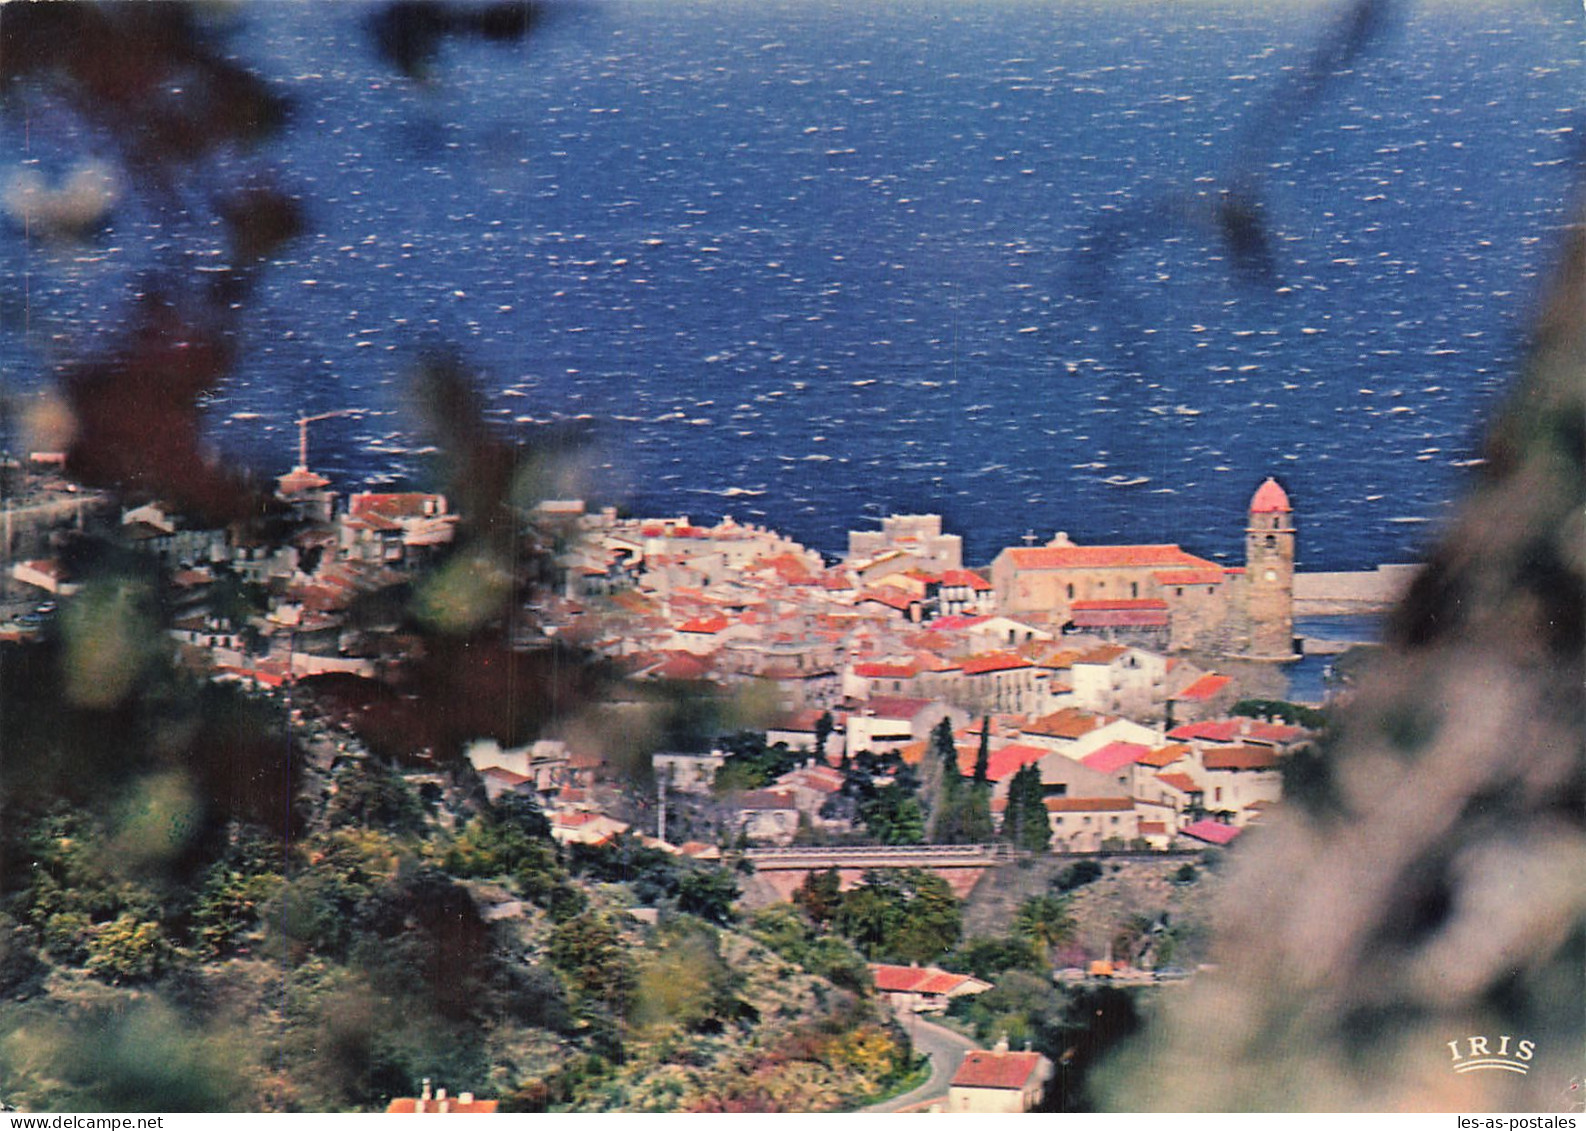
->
left=1052, top=860, right=1103, bottom=892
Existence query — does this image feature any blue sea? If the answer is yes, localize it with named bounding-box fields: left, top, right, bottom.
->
left=3, top=0, right=1582, bottom=570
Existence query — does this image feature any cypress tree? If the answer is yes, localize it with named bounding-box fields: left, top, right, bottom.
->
left=1001, top=762, right=1051, bottom=853
left=973, top=715, right=991, bottom=785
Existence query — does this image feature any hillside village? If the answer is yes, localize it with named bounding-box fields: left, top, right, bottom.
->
left=0, top=444, right=1342, bottom=1113
left=4, top=448, right=1317, bottom=861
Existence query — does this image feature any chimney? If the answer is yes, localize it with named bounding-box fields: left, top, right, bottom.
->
left=460, top=1093, right=475, bottom=1106
left=994, top=1034, right=1010, bottom=1054
left=421, top=1079, right=432, bottom=1102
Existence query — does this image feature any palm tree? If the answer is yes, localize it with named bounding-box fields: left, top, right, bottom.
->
left=1014, top=894, right=1075, bottom=968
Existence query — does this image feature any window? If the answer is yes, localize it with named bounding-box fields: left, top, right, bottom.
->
left=1265, top=534, right=1276, bottom=548
left=1066, top=583, right=1075, bottom=599
left=1176, top=587, right=1183, bottom=597
left=1273, top=516, right=1281, bottom=529
left=1130, top=581, right=1139, bottom=598
left=1214, top=788, right=1223, bottom=803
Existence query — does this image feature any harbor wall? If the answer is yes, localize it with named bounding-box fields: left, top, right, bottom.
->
left=1293, top=564, right=1420, bottom=614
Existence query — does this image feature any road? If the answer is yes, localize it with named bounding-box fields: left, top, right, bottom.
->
left=861, top=1007, right=979, bottom=1114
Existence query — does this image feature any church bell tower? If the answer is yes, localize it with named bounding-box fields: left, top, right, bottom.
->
left=1244, top=476, right=1296, bottom=658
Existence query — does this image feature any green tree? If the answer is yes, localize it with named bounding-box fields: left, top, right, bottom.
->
left=944, top=935, right=1042, bottom=981
left=973, top=716, right=991, bottom=785
left=814, top=710, right=835, bottom=763
left=792, top=866, right=843, bottom=928
left=85, top=914, right=171, bottom=983
left=833, top=869, right=961, bottom=964
left=962, top=782, right=995, bottom=844
left=1001, top=762, right=1051, bottom=853
left=1013, top=894, right=1075, bottom=968
left=677, top=866, right=739, bottom=924
left=859, top=783, right=925, bottom=845
left=547, top=910, right=635, bottom=1019
left=931, top=716, right=961, bottom=788
left=1231, top=698, right=1328, bottom=729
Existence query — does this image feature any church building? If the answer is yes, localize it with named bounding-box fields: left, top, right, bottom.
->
left=988, top=477, right=1296, bottom=659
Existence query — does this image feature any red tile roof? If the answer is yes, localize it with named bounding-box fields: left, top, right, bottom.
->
left=1138, top=743, right=1192, bottom=768
left=1153, top=569, right=1225, bottom=586
left=864, top=696, right=935, bottom=721
left=1202, top=744, right=1280, bottom=771
left=1155, top=772, right=1200, bottom=794
left=870, top=964, right=987, bottom=996
left=1023, top=708, right=1105, bottom=740
left=854, top=661, right=918, bottom=679
left=1174, top=673, right=1233, bottom=702
left=941, top=569, right=992, bottom=590
left=651, top=651, right=716, bottom=681
left=1168, top=719, right=1244, bottom=743
left=348, top=492, right=446, bottom=519
left=1002, top=544, right=1220, bottom=572
left=960, top=651, right=1034, bottom=676
left=915, top=970, right=973, bottom=995
left=955, top=742, right=1048, bottom=782
left=1043, top=797, right=1134, bottom=813
left=931, top=614, right=992, bottom=631
left=1181, top=819, right=1242, bottom=846
left=1074, top=644, right=1130, bottom=664
left=952, top=1050, right=1049, bottom=1091
left=770, top=708, right=827, bottom=733
left=1082, top=741, right=1152, bottom=775
left=1245, top=720, right=1310, bottom=744
left=676, top=615, right=729, bottom=634
left=856, top=589, right=916, bottom=611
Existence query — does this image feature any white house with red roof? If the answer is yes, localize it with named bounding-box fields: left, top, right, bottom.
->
left=948, top=1038, right=1054, bottom=1113
left=731, top=789, right=801, bottom=845
left=846, top=697, right=966, bottom=755
left=1067, top=643, right=1167, bottom=717
left=341, top=492, right=456, bottom=564
left=870, top=963, right=991, bottom=1014
left=549, top=810, right=629, bottom=847
left=1199, top=743, right=1284, bottom=822
left=938, top=568, right=994, bottom=616
left=1167, top=671, right=1238, bottom=723
left=961, top=615, right=1054, bottom=654
left=1039, top=796, right=1140, bottom=851
left=954, top=650, right=1046, bottom=715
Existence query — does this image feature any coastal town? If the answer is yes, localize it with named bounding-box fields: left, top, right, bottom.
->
left=1, top=435, right=1338, bottom=858
left=0, top=437, right=1390, bottom=1113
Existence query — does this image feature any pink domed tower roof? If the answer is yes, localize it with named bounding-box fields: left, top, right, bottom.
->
left=1249, top=477, right=1291, bottom=514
